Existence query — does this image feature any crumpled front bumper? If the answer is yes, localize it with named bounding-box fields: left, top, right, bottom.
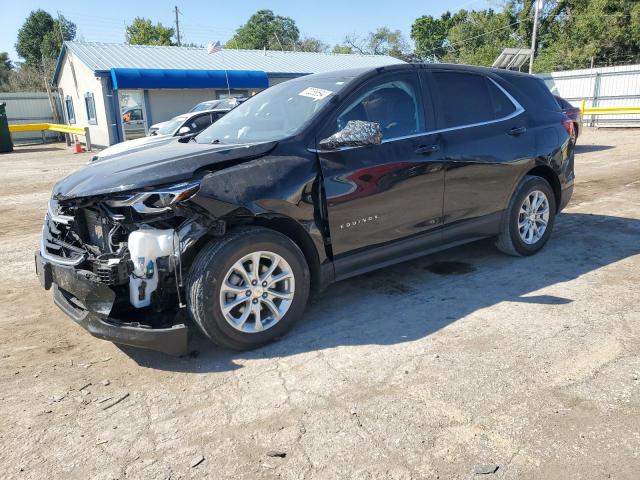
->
left=35, top=251, right=188, bottom=356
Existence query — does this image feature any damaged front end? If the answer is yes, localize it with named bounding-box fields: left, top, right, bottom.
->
left=35, top=181, right=213, bottom=355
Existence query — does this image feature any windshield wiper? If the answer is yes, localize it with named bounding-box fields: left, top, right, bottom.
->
left=210, top=139, right=223, bottom=144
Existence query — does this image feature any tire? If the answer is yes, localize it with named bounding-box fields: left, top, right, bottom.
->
left=187, top=226, right=310, bottom=350
left=495, top=175, right=557, bottom=256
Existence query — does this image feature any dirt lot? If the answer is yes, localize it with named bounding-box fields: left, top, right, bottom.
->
left=0, top=129, right=639, bottom=479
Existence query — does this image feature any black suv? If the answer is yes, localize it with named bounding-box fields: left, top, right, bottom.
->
left=36, top=64, right=575, bottom=355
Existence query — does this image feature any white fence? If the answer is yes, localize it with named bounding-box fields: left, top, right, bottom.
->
left=0, top=92, right=62, bottom=143
left=538, top=64, right=640, bottom=127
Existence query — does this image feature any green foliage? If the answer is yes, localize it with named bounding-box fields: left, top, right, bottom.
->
left=410, top=0, right=640, bottom=71
left=297, top=37, right=328, bottom=53
left=443, top=9, right=520, bottom=66
left=16, top=10, right=76, bottom=66
left=533, top=0, right=640, bottom=71
left=411, top=11, right=464, bottom=61
left=332, top=45, right=353, bottom=54
left=126, top=17, right=176, bottom=46
left=227, top=10, right=300, bottom=50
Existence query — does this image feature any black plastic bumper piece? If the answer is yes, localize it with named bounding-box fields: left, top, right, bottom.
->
left=36, top=251, right=188, bottom=356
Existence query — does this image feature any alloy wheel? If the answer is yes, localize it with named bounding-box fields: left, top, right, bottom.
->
left=219, top=251, right=295, bottom=333
left=518, top=190, right=550, bottom=245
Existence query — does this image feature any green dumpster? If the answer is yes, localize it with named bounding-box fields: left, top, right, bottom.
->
left=0, top=102, right=13, bottom=153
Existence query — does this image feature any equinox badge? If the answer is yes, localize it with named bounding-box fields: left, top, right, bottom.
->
left=339, top=215, right=379, bottom=230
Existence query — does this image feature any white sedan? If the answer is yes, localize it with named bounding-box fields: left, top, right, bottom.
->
left=93, top=109, right=229, bottom=162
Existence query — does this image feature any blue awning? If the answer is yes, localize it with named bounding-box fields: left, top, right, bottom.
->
left=110, top=68, right=268, bottom=90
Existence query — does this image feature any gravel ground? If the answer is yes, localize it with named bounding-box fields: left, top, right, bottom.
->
left=0, top=129, right=639, bottom=479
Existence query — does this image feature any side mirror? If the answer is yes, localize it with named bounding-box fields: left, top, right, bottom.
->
left=318, top=120, right=382, bottom=150
left=177, top=126, right=191, bottom=135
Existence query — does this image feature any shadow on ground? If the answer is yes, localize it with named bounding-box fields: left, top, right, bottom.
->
left=574, top=144, right=614, bottom=153
left=9, top=146, right=67, bottom=154
left=121, top=212, right=640, bottom=372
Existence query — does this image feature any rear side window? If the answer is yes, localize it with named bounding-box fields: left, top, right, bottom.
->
left=431, top=72, right=494, bottom=128
left=505, top=75, right=560, bottom=112
left=487, top=80, right=516, bottom=118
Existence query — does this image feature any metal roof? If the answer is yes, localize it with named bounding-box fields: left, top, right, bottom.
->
left=58, top=41, right=403, bottom=79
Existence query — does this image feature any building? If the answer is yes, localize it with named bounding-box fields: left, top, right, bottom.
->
left=51, top=41, right=403, bottom=147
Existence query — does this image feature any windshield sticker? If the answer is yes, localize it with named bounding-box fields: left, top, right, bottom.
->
left=298, top=87, right=333, bottom=101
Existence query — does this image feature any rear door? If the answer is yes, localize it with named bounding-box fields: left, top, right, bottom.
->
left=317, top=71, right=445, bottom=260
left=427, top=70, right=535, bottom=240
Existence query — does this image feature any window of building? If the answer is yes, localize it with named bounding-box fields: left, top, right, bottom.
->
left=65, top=96, right=76, bottom=124
left=84, top=92, right=97, bottom=125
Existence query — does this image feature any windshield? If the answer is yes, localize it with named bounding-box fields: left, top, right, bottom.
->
left=190, top=101, right=217, bottom=112
left=157, top=116, right=188, bottom=135
left=196, top=76, right=353, bottom=144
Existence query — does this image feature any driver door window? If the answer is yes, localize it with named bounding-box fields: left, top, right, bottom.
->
left=335, top=77, right=425, bottom=141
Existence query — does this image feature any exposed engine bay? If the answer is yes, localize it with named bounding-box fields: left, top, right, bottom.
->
left=41, top=182, right=213, bottom=326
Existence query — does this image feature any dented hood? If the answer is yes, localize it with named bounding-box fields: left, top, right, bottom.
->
left=52, top=139, right=277, bottom=200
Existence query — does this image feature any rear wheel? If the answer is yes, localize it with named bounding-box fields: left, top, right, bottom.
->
left=187, top=227, right=310, bottom=350
left=496, top=175, right=557, bottom=256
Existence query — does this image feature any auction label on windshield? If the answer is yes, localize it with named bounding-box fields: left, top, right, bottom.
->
left=298, top=87, right=333, bottom=101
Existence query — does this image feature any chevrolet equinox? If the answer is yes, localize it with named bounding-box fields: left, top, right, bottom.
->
left=35, top=64, right=575, bottom=354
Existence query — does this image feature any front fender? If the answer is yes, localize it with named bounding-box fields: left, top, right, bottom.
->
left=189, top=155, right=327, bottom=263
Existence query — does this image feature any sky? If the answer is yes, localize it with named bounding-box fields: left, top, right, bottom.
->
left=1, top=0, right=495, bottom=62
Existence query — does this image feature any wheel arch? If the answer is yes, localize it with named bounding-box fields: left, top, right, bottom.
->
left=247, top=214, right=323, bottom=292
left=525, top=164, right=562, bottom=212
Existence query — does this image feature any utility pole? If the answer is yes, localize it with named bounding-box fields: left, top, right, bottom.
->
left=175, top=6, right=181, bottom=47
left=529, top=0, right=542, bottom=74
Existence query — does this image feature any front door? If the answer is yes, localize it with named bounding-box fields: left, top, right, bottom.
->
left=317, top=72, right=445, bottom=263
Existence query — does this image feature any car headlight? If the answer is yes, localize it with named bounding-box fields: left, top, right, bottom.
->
left=104, top=181, right=200, bottom=214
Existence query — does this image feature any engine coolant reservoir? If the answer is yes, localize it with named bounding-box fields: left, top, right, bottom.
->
left=128, top=228, right=175, bottom=308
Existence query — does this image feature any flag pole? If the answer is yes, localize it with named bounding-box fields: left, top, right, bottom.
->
left=208, top=41, right=232, bottom=98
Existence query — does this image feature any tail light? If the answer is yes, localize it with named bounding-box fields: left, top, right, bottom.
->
left=562, top=116, right=574, bottom=137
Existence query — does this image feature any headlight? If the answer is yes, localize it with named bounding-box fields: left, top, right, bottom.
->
left=105, top=181, right=200, bottom=214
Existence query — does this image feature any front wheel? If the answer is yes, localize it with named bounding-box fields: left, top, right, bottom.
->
left=187, top=227, right=310, bottom=350
left=496, top=175, right=557, bottom=256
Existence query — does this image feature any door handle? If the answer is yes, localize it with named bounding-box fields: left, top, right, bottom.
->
left=415, top=144, right=440, bottom=155
left=508, top=126, right=527, bottom=136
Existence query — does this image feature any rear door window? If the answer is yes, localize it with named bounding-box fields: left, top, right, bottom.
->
left=431, top=72, right=494, bottom=128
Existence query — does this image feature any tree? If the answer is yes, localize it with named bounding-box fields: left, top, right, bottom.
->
left=0, top=62, right=51, bottom=92
left=341, top=27, right=412, bottom=60
left=126, top=17, right=175, bottom=46
left=0, top=52, right=13, bottom=86
left=532, top=0, right=640, bottom=71
left=332, top=44, right=353, bottom=54
left=297, top=37, right=328, bottom=53
left=443, top=9, right=519, bottom=66
left=16, top=10, right=76, bottom=65
left=411, top=11, right=465, bottom=62
left=227, top=10, right=300, bottom=50
left=409, top=0, right=640, bottom=71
